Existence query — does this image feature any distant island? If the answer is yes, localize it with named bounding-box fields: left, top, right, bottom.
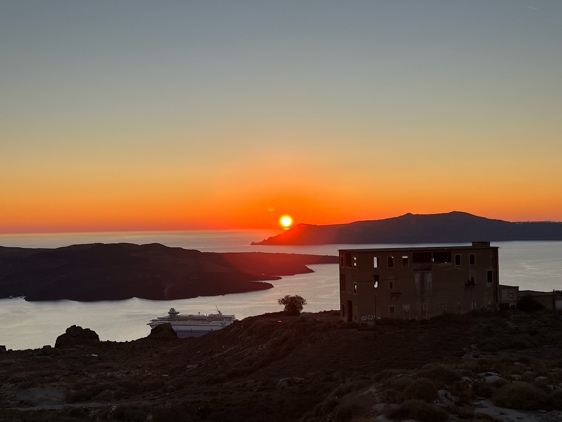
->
left=0, top=243, right=338, bottom=301
left=252, top=211, right=562, bottom=245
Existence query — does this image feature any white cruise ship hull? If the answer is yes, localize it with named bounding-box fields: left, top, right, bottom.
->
left=148, top=308, right=235, bottom=336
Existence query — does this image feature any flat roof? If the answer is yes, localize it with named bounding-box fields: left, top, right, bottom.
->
left=339, top=244, right=498, bottom=253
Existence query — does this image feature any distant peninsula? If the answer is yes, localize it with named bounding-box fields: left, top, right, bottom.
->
left=252, top=211, right=562, bottom=245
left=0, top=243, right=337, bottom=301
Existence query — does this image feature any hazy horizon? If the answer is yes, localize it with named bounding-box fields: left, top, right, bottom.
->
left=2, top=1, right=561, bottom=234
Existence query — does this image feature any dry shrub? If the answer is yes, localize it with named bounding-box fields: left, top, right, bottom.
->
left=333, top=381, right=363, bottom=398
left=382, top=375, right=414, bottom=403
left=530, top=359, right=548, bottom=375
left=402, top=377, right=438, bottom=403
left=334, top=399, right=367, bottom=422
left=314, top=395, right=338, bottom=416
left=385, top=400, right=448, bottom=422
left=492, top=382, right=549, bottom=410
left=417, top=363, right=461, bottom=388
left=506, top=334, right=537, bottom=349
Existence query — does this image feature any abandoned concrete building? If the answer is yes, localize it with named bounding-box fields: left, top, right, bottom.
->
left=339, top=242, right=499, bottom=322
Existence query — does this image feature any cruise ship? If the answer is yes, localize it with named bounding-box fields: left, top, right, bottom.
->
left=148, top=307, right=236, bottom=335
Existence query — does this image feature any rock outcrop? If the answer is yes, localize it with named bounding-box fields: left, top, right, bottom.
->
left=54, top=325, right=100, bottom=348
left=147, top=323, right=178, bottom=340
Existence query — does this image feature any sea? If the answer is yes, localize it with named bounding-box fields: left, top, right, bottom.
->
left=0, top=230, right=561, bottom=351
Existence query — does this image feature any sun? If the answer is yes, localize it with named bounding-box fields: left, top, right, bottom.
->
left=279, top=215, right=293, bottom=229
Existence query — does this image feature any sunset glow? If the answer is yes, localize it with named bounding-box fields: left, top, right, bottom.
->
left=280, top=215, right=293, bottom=229
left=1, top=2, right=562, bottom=234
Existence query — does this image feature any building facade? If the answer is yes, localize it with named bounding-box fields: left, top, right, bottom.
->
left=339, top=242, right=499, bottom=322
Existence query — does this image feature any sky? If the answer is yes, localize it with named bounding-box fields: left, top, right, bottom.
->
left=2, top=1, right=562, bottom=233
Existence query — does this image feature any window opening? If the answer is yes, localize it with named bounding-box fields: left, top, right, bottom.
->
left=402, top=255, right=409, bottom=267
left=433, top=251, right=452, bottom=263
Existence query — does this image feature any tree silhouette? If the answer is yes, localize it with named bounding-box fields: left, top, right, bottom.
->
left=277, top=295, right=307, bottom=315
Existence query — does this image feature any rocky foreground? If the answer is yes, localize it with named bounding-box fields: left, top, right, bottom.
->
left=1, top=310, right=562, bottom=422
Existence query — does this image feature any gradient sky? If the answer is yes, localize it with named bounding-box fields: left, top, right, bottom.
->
left=2, top=1, right=561, bottom=233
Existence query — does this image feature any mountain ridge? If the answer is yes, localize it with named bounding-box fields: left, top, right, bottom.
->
left=252, top=211, right=562, bottom=245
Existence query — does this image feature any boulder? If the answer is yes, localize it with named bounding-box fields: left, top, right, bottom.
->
left=0, top=345, right=6, bottom=353
left=55, top=325, right=100, bottom=348
left=147, top=323, right=178, bottom=340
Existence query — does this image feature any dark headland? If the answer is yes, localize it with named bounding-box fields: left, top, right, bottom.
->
left=252, top=211, right=562, bottom=245
left=0, top=243, right=337, bottom=301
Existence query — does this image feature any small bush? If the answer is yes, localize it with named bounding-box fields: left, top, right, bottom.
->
left=277, top=295, right=307, bottom=315
left=417, top=364, right=461, bottom=388
left=334, top=400, right=365, bottom=422
left=517, top=297, right=545, bottom=312
left=385, top=400, right=448, bottom=422
left=492, top=382, right=549, bottom=410
left=472, top=381, right=494, bottom=398
left=383, top=376, right=414, bottom=403
left=403, top=378, right=438, bottom=403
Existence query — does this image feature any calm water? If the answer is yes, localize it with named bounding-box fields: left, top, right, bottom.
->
left=1, top=231, right=561, bottom=350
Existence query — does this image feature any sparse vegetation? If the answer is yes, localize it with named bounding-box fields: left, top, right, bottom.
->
left=492, top=382, right=549, bottom=410
left=402, top=377, right=438, bottom=402
left=385, top=400, right=449, bottom=422
left=2, top=310, right=562, bottom=421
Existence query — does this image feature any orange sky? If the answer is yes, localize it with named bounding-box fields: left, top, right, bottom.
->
left=2, top=2, right=562, bottom=234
